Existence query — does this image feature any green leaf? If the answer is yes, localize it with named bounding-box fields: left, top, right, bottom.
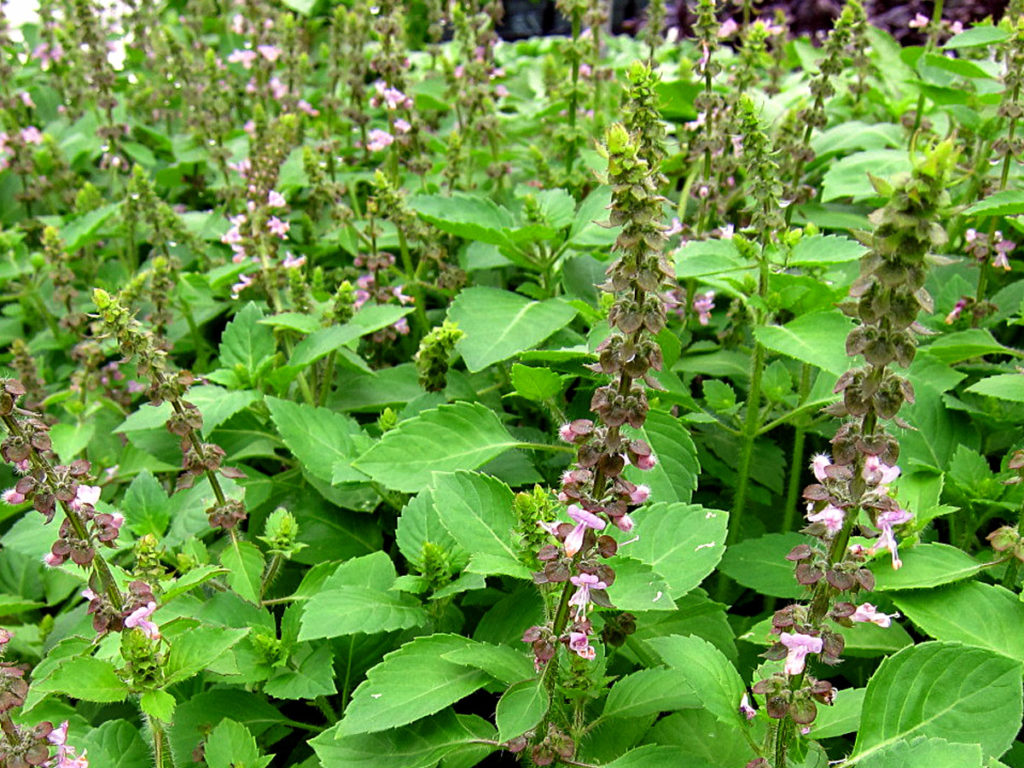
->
left=609, top=556, right=677, bottom=613
left=409, top=194, right=515, bottom=246
left=869, top=542, right=987, bottom=591
left=314, top=711, right=496, bottom=768
left=788, top=234, right=868, bottom=266
left=257, top=311, right=321, bottom=334
left=353, top=402, right=519, bottom=492
left=569, top=187, right=616, bottom=248
left=856, top=737, right=984, bottom=768
left=925, top=329, right=1021, bottom=364
left=809, top=687, right=865, bottom=739
left=78, top=720, right=150, bottom=768
left=162, top=565, right=228, bottom=603
left=33, top=656, right=130, bottom=702
left=626, top=503, right=726, bottom=598
left=140, top=690, right=176, bottom=723
left=754, top=309, right=856, bottom=377
left=220, top=539, right=265, bottom=605
left=280, top=0, right=317, bottom=14
left=943, top=25, right=1010, bottom=49
left=49, top=421, right=95, bottom=462
left=167, top=690, right=287, bottom=767
left=496, top=679, right=549, bottom=742
left=741, top=615, right=912, bottom=657
left=821, top=149, right=913, bottom=202
left=718, top=532, right=807, bottom=599
left=61, top=202, right=121, bottom=252
left=337, top=634, right=490, bottom=736
left=123, top=469, right=171, bottom=537
left=395, top=489, right=464, bottom=571
left=298, top=552, right=427, bottom=640
left=965, top=373, right=1024, bottom=403
left=220, top=302, right=275, bottom=381
left=265, top=643, right=338, bottom=699
left=891, top=581, right=1024, bottom=662
left=205, top=719, right=273, bottom=768
left=621, top=410, right=700, bottom=505
left=509, top=363, right=563, bottom=401
left=188, top=385, right=260, bottom=436
left=849, top=642, right=1022, bottom=764
left=601, top=668, right=699, bottom=720
left=266, top=396, right=366, bottom=485
left=647, top=635, right=746, bottom=729
left=964, top=190, right=1024, bottom=217
left=921, top=52, right=995, bottom=80
left=289, top=305, right=413, bottom=368
left=432, top=471, right=531, bottom=580
left=604, top=745, right=708, bottom=768
left=675, top=238, right=751, bottom=279
left=440, top=641, right=534, bottom=685
left=164, top=626, right=250, bottom=684
left=447, top=287, right=577, bottom=372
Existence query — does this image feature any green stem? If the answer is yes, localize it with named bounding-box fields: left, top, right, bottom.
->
left=729, top=342, right=766, bottom=545
left=260, top=553, right=284, bottom=599
left=148, top=715, right=171, bottom=768
left=908, top=0, right=946, bottom=145
left=318, top=351, right=336, bottom=407
left=565, top=8, right=583, bottom=175
left=781, top=364, right=812, bottom=533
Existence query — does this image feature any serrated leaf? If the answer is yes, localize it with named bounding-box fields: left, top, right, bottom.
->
left=754, top=310, right=856, bottom=377
left=891, top=581, right=1024, bottom=661
left=78, top=720, right=150, bottom=768
left=869, top=542, right=987, bottom=591
left=601, top=668, right=699, bottom=720
left=509, top=363, right=563, bottom=401
left=140, top=690, right=176, bottom=722
left=49, top=421, right=95, bottom=462
left=647, top=635, right=746, bottom=729
left=188, top=385, right=260, bottom=436
left=496, top=679, right=549, bottom=742
left=167, top=690, right=287, bottom=767
left=289, top=305, right=413, bottom=368
left=788, top=234, right=869, bottom=266
left=123, top=469, right=171, bottom=537
left=626, top=503, right=726, bottom=598
left=965, top=373, right=1024, bottom=403
left=265, top=643, right=338, bottom=699
left=299, top=558, right=427, bottom=641
left=164, top=626, right=250, bottom=684
left=313, top=711, right=496, bottom=768
left=609, top=556, right=677, bottom=613
left=205, top=719, right=273, bottom=768
left=809, top=687, right=865, bottom=739
left=432, top=471, right=530, bottom=579
left=33, top=657, right=130, bottom=703
left=220, top=539, right=265, bottom=604
left=603, top=745, right=704, bottom=768
left=162, top=565, right=228, bottom=602
left=821, top=149, right=913, bottom=202
left=395, top=489, right=465, bottom=571
left=440, top=641, right=534, bottom=685
left=964, top=190, right=1024, bottom=217
left=925, top=329, right=1021, bottom=364
left=353, top=402, right=519, bottom=492
left=857, top=736, right=984, bottom=768
left=943, top=25, right=1010, bottom=49
left=849, top=642, right=1021, bottom=764
left=337, top=634, right=490, bottom=736
left=409, top=194, right=515, bottom=246
left=621, top=410, right=700, bottom=505
left=447, top=287, right=578, bottom=372
left=718, top=532, right=807, bottom=598
left=220, top=302, right=275, bottom=380
left=266, top=396, right=366, bottom=484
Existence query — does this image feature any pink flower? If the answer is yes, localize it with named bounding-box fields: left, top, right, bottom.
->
left=850, top=603, right=899, bottom=628
left=810, top=453, right=832, bottom=482
left=806, top=503, right=845, bottom=536
left=393, top=317, right=410, bottom=335
left=257, top=44, right=281, bottom=62
left=579, top=63, right=592, bottom=78
left=633, top=452, right=658, bottom=471
left=366, top=129, right=394, bottom=152
left=282, top=252, right=306, bottom=269
left=267, top=190, right=286, bottom=208
left=564, top=505, right=606, bottom=557
left=19, top=92, right=34, bottom=108
left=21, top=126, right=43, bottom=144
left=779, top=632, right=823, bottom=675
left=124, top=602, right=160, bottom=639
left=718, top=18, right=739, bottom=37
left=2, top=488, right=26, bottom=505
left=495, top=84, right=510, bottom=98
left=231, top=272, right=253, bottom=299
left=268, top=77, right=288, bottom=100
left=950, top=21, right=964, bottom=35
left=230, top=13, right=247, bottom=34
left=70, top=485, right=101, bottom=511
left=945, top=297, right=968, bottom=324
left=568, top=572, right=608, bottom=620
left=871, top=508, right=913, bottom=569
left=739, top=693, right=756, bottom=720
left=863, top=456, right=900, bottom=487
left=297, top=99, right=319, bottom=116
left=558, top=419, right=593, bottom=444
left=227, top=48, right=258, bottom=69
left=909, top=13, right=929, bottom=29
left=0, top=628, right=11, bottom=647
left=268, top=216, right=290, bottom=238
left=628, top=484, right=650, bottom=505
left=393, top=118, right=411, bottom=134
left=568, top=631, right=596, bottom=660
left=613, top=514, right=634, bottom=533
left=693, top=291, right=715, bottom=325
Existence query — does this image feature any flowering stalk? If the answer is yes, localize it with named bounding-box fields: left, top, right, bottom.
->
left=520, top=65, right=671, bottom=761
left=756, top=140, right=955, bottom=766
left=92, top=290, right=248, bottom=533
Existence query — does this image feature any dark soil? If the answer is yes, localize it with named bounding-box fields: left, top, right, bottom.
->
left=497, top=0, right=1012, bottom=42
